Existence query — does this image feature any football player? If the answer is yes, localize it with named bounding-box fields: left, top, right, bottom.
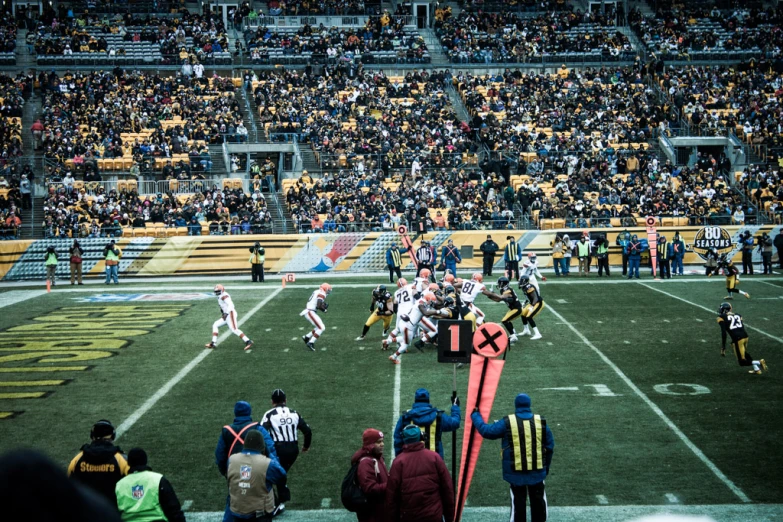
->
left=300, top=283, right=331, bottom=351
left=717, top=302, right=767, bottom=375
left=520, top=253, right=547, bottom=293
left=384, top=278, right=414, bottom=351
left=206, top=285, right=254, bottom=351
left=456, top=273, right=497, bottom=326
left=356, top=285, right=395, bottom=341
left=519, top=275, right=544, bottom=339
left=485, top=276, right=523, bottom=343
left=389, top=293, right=437, bottom=364
left=413, top=268, right=432, bottom=294
left=710, top=255, right=750, bottom=300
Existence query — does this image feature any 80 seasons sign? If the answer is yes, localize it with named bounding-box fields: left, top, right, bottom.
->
left=691, top=226, right=733, bottom=260
left=0, top=304, right=189, bottom=420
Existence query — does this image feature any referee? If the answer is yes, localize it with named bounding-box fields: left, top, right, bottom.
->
left=262, top=389, right=312, bottom=516
left=416, top=240, right=435, bottom=281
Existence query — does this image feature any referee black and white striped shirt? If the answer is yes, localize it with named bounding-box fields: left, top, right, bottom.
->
left=417, top=246, right=433, bottom=264
left=261, top=406, right=312, bottom=447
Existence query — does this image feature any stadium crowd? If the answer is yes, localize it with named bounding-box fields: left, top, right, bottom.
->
left=630, top=5, right=783, bottom=60
left=41, top=182, right=273, bottom=238
left=0, top=11, right=17, bottom=55
left=435, top=8, right=631, bottom=63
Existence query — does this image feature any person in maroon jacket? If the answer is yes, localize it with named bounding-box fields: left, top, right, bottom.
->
left=385, top=425, right=455, bottom=522
left=351, top=428, right=389, bottom=522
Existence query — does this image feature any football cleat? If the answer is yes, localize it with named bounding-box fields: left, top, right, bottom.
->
left=760, top=359, right=768, bottom=372
left=389, top=355, right=400, bottom=364
left=205, top=342, right=216, bottom=349
left=530, top=333, right=542, bottom=340
left=302, top=335, right=310, bottom=346
left=749, top=370, right=762, bottom=375
left=307, top=342, right=316, bottom=352
left=745, top=292, right=751, bottom=299
left=355, top=336, right=365, bottom=341
left=382, top=328, right=389, bottom=336
left=244, top=340, right=254, bottom=351
left=723, top=295, right=733, bottom=300
left=509, top=334, right=518, bottom=343
left=382, top=340, right=389, bottom=351
left=521, top=328, right=531, bottom=336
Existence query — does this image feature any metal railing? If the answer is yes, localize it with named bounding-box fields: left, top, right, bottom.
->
left=45, top=178, right=251, bottom=196
left=243, top=14, right=414, bottom=29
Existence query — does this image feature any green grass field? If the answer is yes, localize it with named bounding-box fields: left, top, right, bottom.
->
left=0, top=274, right=782, bottom=521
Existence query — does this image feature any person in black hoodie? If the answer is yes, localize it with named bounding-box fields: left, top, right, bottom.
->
left=67, top=420, right=129, bottom=509
left=1, top=449, right=121, bottom=521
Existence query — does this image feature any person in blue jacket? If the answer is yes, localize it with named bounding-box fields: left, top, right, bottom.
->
left=626, top=234, right=645, bottom=279
left=440, top=239, right=462, bottom=277
left=393, top=388, right=461, bottom=459
left=215, top=401, right=278, bottom=522
left=471, top=393, right=554, bottom=522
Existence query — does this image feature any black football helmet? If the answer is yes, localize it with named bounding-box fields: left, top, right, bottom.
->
left=497, top=276, right=510, bottom=290
left=719, top=302, right=732, bottom=314
left=518, top=276, right=530, bottom=287
left=443, top=296, right=455, bottom=307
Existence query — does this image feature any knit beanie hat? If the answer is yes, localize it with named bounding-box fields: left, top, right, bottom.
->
left=515, top=393, right=531, bottom=408
left=234, top=401, right=252, bottom=417
left=127, top=448, right=147, bottom=468
left=362, top=429, right=383, bottom=447
left=243, top=429, right=265, bottom=453
left=402, top=425, right=422, bottom=444
left=414, top=388, right=430, bottom=403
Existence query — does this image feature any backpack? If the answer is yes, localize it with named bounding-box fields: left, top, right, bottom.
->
left=341, top=457, right=374, bottom=513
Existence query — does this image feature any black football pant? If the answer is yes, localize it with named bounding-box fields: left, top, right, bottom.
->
left=483, top=257, right=494, bottom=276
left=510, top=482, right=547, bottom=522
left=251, top=264, right=264, bottom=282
left=389, top=265, right=402, bottom=283
left=659, top=257, right=670, bottom=279
left=597, top=256, right=610, bottom=276
left=742, top=250, right=753, bottom=275
left=621, top=253, right=629, bottom=276
left=273, top=442, right=299, bottom=506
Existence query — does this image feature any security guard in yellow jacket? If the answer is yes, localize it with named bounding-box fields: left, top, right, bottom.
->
left=471, top=394, right=554, bottom=522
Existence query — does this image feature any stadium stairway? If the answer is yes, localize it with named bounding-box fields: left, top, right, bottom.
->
left=18, top=196, right=44, bottom=240
left=421, top=28, right=450, bottom=67
left=236, top=90, right=258, bottom=142
left=299, top=147, right=321, bottom=174
left=209, top=145, right=228, bottom=175
left=266, top=191, right=294, bottom=233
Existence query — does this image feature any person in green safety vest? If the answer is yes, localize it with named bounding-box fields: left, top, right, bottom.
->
left=249, top=242, right=266, bottom=283
left=103, top=240, right=122, bottom=284
left=44, top=245, right=59, bottom=287
left=115, top=448, right=186, bottom=522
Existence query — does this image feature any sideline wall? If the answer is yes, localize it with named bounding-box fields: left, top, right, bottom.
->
left=2, top=225, right=780, bottom=280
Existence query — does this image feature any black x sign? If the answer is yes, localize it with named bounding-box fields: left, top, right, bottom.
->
left=477, top=327, right=503, bottom=353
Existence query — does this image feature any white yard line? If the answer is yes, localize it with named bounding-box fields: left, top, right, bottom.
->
left=391, top=362, right=401, bottom=460
left=183, top=504, right=783, bottom=522
left=115, top=287, right=283, bottom=440
left=639, top=283, right=783, bottom=345
left=0, top=290, right=47, bottom=308
left=546, top=303, right=751, bottom=503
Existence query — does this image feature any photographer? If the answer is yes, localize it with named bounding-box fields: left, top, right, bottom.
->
left=595, top=234, right=610, bottom=277
left=758, top=232, right=773, bottom=275
left=69, top=240, right=84, bottom=285
left=44, top=245, right=58, bottom=287
left=102, top=241, right=121, bottom=285
left=741, top=231, right=754, bottom=275
left=249, top=242, right=265, bottom=282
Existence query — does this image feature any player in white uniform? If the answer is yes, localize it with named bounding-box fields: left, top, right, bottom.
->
left=413, top=268, right=432, bottom=295
left=520, top=253, right=546, bottom=293
left=458, top=273, right=495, bottom=326
left=300, top=283, right=331, bottom=351
left=384, top=278, right=414, bottom=350
left=389, top=292, right=437, bottom=364
left=206, top=284, right=254, bottom=351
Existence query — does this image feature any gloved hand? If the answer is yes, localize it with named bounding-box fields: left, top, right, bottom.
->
left=452, top=396, right=460, bottom=407
left=400, top=314, right=410, bottom=322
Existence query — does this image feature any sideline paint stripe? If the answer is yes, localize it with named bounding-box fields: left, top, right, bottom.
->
left=546, top=303, right=751, bottom=503
left=0, top=290, right=47, bottom=309
left=639, top=283, right=783, bottom=345
left=391, top=362, right=401, bottom=460
left=183, top=504, right=783, bottom=522
left=0, top=366, right=89, bottom=372
left=115, top=288, right=283, bottom=440
left=0, top=380, right=65, bottom=386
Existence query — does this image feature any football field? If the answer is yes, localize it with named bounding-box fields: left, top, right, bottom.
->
left=0, top=274, right=782, bottom=521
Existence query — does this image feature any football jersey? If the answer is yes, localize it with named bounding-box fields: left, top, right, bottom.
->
left=407, top=295, right=429, bottom=325
left=718, top=312, right=749, bottom=342
left=395, top=285, right=416, bottom=317
left=217, top=292, right=236, bottom=314
left=413, top=277, right=429, bottom=294
left=305, top=290, right=326, bottom=311
left=459, top=281, right=485, bottom=304
left=521, top=261, right=542, bottom=279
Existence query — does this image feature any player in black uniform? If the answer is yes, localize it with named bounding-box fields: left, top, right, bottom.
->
left=710, top=256, right=750, bottom=300
left=484, top=276, right=524, bottom=343
left=356, top=285, right=395, bottom=340
left=717, top=302, right=767, bottom=375
left=519, top=276, right=544, bottom=340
